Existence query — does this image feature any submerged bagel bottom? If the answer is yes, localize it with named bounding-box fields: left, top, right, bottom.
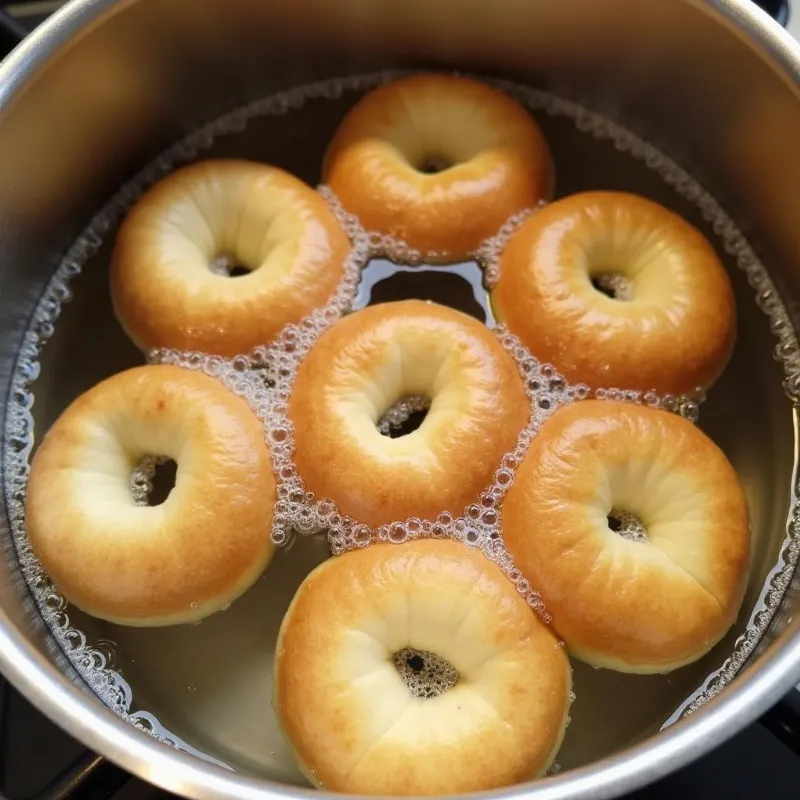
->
left=274, top=540, right=572, bottom=796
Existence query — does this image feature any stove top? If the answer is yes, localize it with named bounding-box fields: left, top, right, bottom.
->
left=1, top=2, right=799, bottom=799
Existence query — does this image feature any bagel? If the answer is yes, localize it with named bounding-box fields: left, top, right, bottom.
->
left=111, top=159, right=350, bottom=357
left=274, top=539, right=572, bottom=795
left=501, top=400, right=751, bottom=673
left=288, top=300, right=529, bottom=527
left=323, top=73, right=552, bottom=262
left=492, top=191, right=737, bottom=395
left=26, top=365, right=276, bottom=626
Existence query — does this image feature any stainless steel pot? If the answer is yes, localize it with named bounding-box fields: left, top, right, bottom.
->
left=2, top=0, right=800, bottom=798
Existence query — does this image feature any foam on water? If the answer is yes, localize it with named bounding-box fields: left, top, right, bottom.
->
left=4, top=69, right=800, bottom=760
left=609, top=511, right=649, bottom=545
left=393, top=648, right=460, bottom=700
left=376, top=396, right=431, bottom=436
left=592, top=273, right=634, bottom=302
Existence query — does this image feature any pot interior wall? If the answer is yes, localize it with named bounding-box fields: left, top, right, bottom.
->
left=1, top=0, right=800, bottom=788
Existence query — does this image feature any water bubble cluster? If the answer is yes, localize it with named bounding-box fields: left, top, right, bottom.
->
left=592, top=272, right=633, bottom=302
left=609, top=511, right=649, bottom=545
left=130, top=455, right=170, bottom=505
left=376, top=396, right=431, bottom=436
left=473, top=204, right=545, bottom=289
left=2, top=70, right=798, bottom=744
left=393, top=647, right=460, bottom=699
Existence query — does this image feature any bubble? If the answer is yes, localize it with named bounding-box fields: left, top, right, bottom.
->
left=482, top=509, right=499, bottom=526
left=389, top=523, right=407, bottom=543
left=662, top=394, right=678, bottom=412
left=44, top=592, right=66, bottom=611
left=353, top=525, right=372, bottom=546
left=643, top=390, right=660, bottom=407
left=574, top=384, right=591, bottom=400
left=63, top=629, right=86, bottom=651
left=480, top=492, right=497, bottom=508
left=317, top=499, right=335, bottom=518
left=133, top=716, right=154, bottom=733
left=680, top=399, right=701, bottom=423
left=496, top=469, right=514, bottom=487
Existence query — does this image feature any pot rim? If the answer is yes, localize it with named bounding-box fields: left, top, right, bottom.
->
left=1, top=1, right=800, bottom=798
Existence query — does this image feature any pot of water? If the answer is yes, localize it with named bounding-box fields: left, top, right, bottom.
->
left=1, top=0, right=800, bottom=798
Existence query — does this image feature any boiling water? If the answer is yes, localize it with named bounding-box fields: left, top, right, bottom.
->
left=5, top=71, right=800, bottom=783
left=352, top=260, right=494, bottom=324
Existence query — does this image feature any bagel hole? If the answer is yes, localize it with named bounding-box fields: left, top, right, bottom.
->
left=607, top=509, right=648, bottom=544
left=209, top=254, right=252, bottom=278
left=591, top=272, right=633, bottom=301
left=385, top=408, right=428, bottom=438
left=377, top=396, right=431, bottom=438
left=417, top=155, right=451, bottom=174
left=393, top=647, right=459, bottom=699
left=407, top=654, right=425, bottom=672
left=130, top=456, right=177, bottom=506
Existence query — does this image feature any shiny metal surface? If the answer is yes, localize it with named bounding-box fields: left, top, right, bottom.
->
left=0, top=1, right=800, bottom=798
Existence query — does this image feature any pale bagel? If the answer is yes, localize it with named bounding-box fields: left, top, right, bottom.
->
left=323, top=74, right=552, bottom=261
left=274, top=539, right=572, bottom=795
left=492, top=191, right=737, bottom=395
left=111, top=159, right=350, bottom=356
left=288, top=300, right=529, bottom=527
left=26, top=365, right=276, bottom=626
left=501, top=400, right=751, bottom=673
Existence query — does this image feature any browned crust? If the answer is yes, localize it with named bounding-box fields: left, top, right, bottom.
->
left=501, top=400, right=751, bottom=672
left=274, top=540, right=572, bottom=795
left=492, top=191, right=737, bottom=394
left=323, top=74, right=553, bottom=261
left=288, top=300, right=529, bottom=526
left=27, top=364, right=276, bottom=626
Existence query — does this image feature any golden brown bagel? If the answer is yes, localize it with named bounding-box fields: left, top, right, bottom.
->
left=289, top=300, right=529, bottom=527
left=323, top=73, right=552, bottom=262
left=111, top=159, right=350, bottom=356
left=492, top=191, right=737, bottom=395
left=501, top=400, right=750, bottom=673
left=26, top=365, right=276, bottom=626
left=274, top=539, right=572, bottom=795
